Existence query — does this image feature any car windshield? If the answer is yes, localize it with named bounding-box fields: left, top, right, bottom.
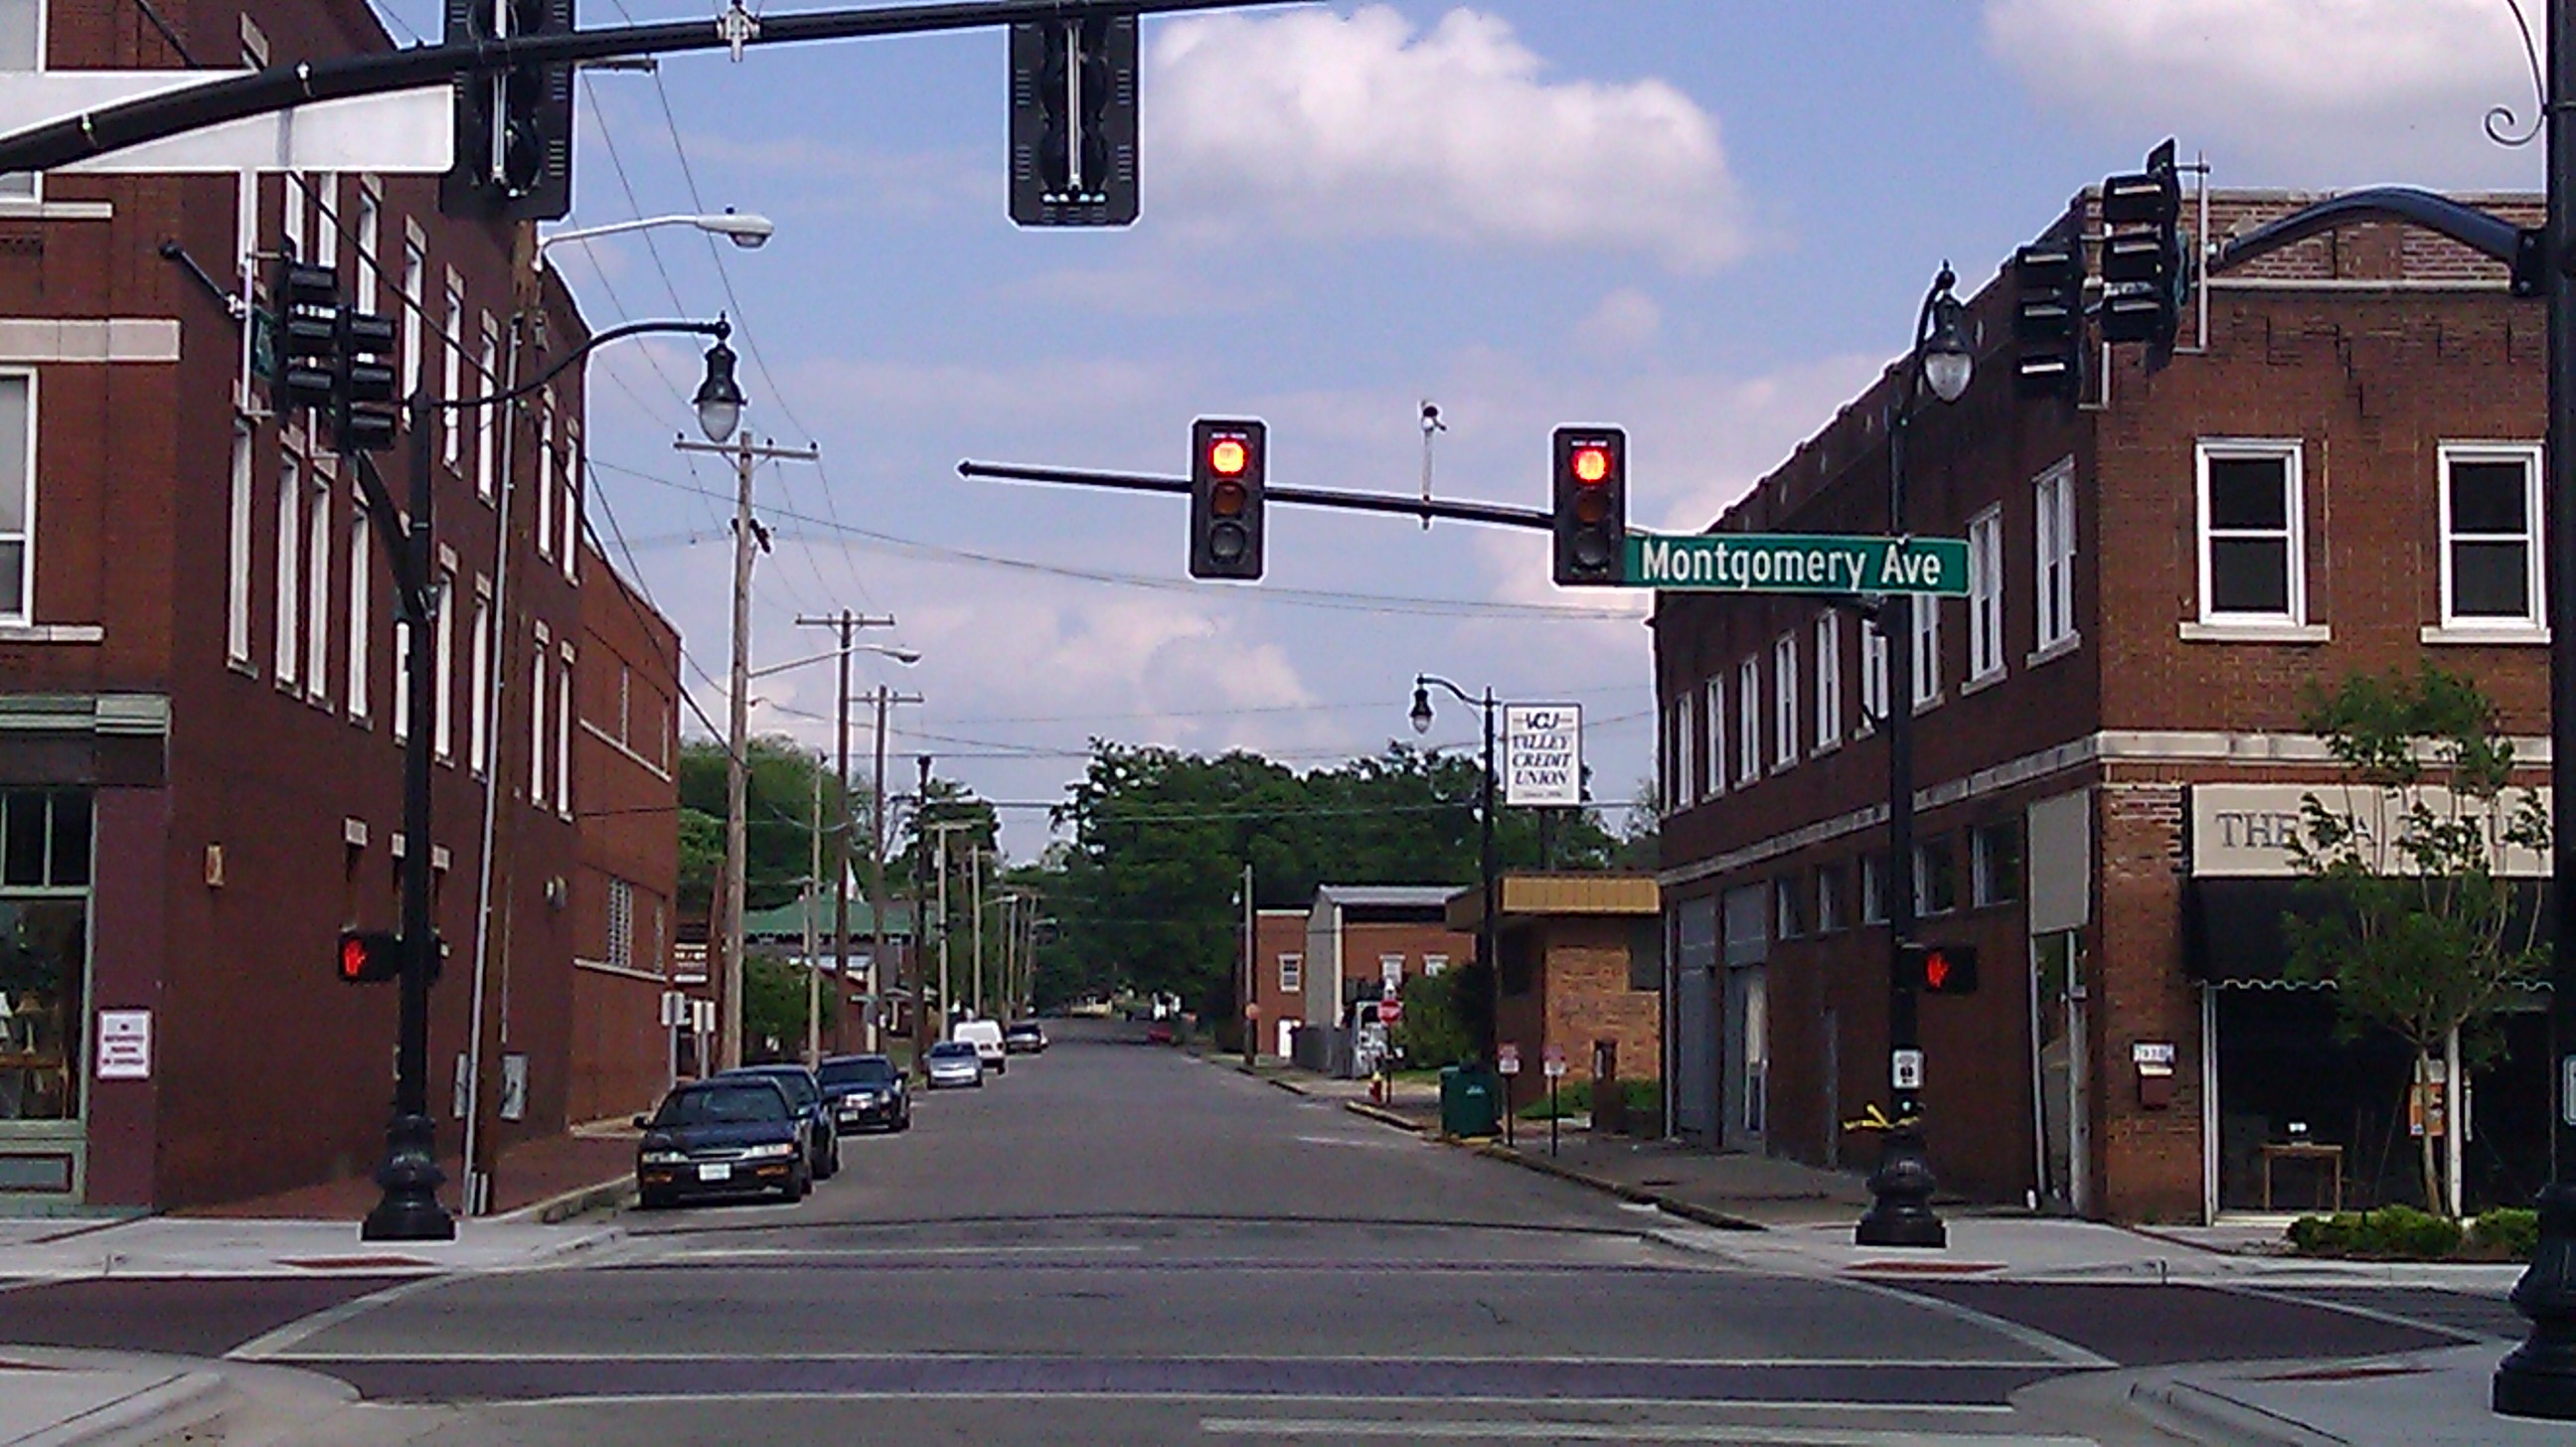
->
left=726, top=1068, right=816, bottom=1107
left=929, top=1043, right=976, bottom=1059
left=1007, top=1023, right=1039, bottom=1034
left=653, top=1084, right=787, bottom=1126
left=819, top=1058, right=894, bottom=1087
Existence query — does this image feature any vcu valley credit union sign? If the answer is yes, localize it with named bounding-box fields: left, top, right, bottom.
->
left=1504, top=705, right=1583, bottom=808
left=1623, top=532, right=1971, bottom=597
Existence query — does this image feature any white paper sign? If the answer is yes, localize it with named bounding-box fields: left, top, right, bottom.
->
left=1891, top=1048, right=1924, bottom=1091
left=95, top=1010, right=150, bottom=1080
left=1504, top=704, right=1583, bottom=808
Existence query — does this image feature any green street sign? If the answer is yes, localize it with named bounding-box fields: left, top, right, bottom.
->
left=1623, top=532, right=1971, bottom=597
left=249, top=306, right=277, bottom=382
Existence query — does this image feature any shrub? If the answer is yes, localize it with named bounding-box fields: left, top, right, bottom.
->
left=1391, top=972, right=1475, bottom=1069
left=2286, top=1206, right=2463, bottom=1259
left=2469, top=1207, right=2540, bottom=1261
left=1511, top=1077, right=1661, bottom=1123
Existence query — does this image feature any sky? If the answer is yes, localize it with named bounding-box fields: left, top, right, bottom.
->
left=368, top=0, right=2548, bottom=862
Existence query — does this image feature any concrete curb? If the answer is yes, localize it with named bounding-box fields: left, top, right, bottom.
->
left=2127, top=1373, right=2341, bottom=1447
left=17, top=1367, right=229, bottom=1447
left=1474, top=1142, right=1767, bottom=1232
left=490, top=1174, right=636, bottom=1227
left=1341, top=1100, right=1429, bottom=1133
left=1264, top=1075, right=1312, bottom=1097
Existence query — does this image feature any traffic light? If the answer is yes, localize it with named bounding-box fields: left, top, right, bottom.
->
left=1009, top=15, right=1140, bottom=228
left=1900, top=942, right=1980, bottom=996
left=441, top=0, right=577, bottom=221
left=276, top=262, right=342, bottom=417
left=1190, top=418, right=1266, bottom=580
left=2098, top=138, right=2188, bottom=356
left=2011, top=227, right=2086, bottom=402
left=336, top=311, right=401, bottom=453
left=1551, top=426, right=1627, bottom=586
left=338, top=929, right=402, bottom=985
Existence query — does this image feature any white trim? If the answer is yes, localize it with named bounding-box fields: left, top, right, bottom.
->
left=0, top=201, right=110, bottom=222
left=1699, top=675, right=1723, bottom=801
left=1734, top=655, right=1760, bottom=787
left=2024, top=633, right=2081, bottom=670
left=1960, top=669, right=2007, bottom=700
left=2194, top=438, right=2307, bottom=627
left=0, top=319, right=179, bottom=364
left=2176, top=621, right=2331, bottom=644
left=2422, top=624, right=2549, bottom=645
left=1965, top=504, right=2005, bottom=686
left=0, top=622, right=97, bottom=643
left=2032, top=457, right=2077, bottom=655
left=2436, top=441, right=2545, bottom=632
left=575, top=955, right=667, bottom=986
left=1771, top=631, right=1799, bottom=772
left=578, top=716, right=673, bottom=783
left=1814, top=611, right=1843, bottom=752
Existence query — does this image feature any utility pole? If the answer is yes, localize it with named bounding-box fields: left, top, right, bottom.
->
left=804, top=753, right=823, bottom=1067
left=937, top=827, right=953, bottom=1036
left=865, top=684, right=920, bottom=1051
left=1242, top=861, right=1255, bottom=1067
left=911, top=755, right=932, bottom=1073
left=970, top=842, right=985, bottom=1020
left=794, top=610, right=898, bottom=1056
left=674, top=427, right=820, bottom=1072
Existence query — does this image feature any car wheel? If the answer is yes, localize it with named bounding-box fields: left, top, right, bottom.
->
left=637, top=1188, right=672, bottom=1211
left=894, top=1112, right=911, bottom=1132
left=787, top=1162, right=811, bottom=1203
left=825, top=1140, right=842, bottom=1179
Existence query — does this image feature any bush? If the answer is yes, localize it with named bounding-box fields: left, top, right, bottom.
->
left=1512, top=1077, right=1660, bottom=1123
left=2286, top=1206, right=2464, bottom=1259
left=2469, top=1207, right=2540, bottom=1261
left=1391, top=972, right=1475, bottom=1069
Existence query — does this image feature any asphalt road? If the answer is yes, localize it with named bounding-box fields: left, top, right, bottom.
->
left=0, top=1020, right=2489, bottom=1444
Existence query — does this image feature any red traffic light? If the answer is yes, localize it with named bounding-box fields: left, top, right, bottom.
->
left=1208, top=437, right=1249, bottom=477
left=1571, top=445, right=1612, bottom=485
left=338, top=929, right=402, bottom=985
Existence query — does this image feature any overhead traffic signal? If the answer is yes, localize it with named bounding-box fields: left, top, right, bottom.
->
left=2011, top=227, right=2086, bottom=402
left=442, top=0, right=577, bottom=221
left=276, top=262, right=343, bottom=417
left=1190, top=418, right=1266, bottom=580
left=2098, top=138, right=2189, bottom=357
left=1009, top=15, right=1140, bottom=228
left=338, top=929, right=402, bottom=985
left=1551, top=426, right=1627, bottom=586
left=1900, top=942, right=1980, bottom=997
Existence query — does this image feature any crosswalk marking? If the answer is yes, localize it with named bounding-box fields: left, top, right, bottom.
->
left=1198, top=1417, right=2094, bottom=1445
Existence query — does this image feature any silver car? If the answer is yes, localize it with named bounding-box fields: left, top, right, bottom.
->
left=924, top=1040, right=985, bottom=1089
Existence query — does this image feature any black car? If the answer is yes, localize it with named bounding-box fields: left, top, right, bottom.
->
left=817, top=1053, right=910, bottom=1133
left=719, top=1064, right=840, bottom=1180
left=1004, top=1021, right=1047, bottom=1054
left=634, top=1077, right=811, bottom=1207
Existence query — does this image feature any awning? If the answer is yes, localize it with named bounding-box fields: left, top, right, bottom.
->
left=2188, top=878, right=2553, bottom=985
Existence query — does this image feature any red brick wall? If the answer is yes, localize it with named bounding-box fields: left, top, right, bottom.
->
left=1248, top=910, right=1305, bottom=1053
left=1498, top=917, right=1660, bottom=1111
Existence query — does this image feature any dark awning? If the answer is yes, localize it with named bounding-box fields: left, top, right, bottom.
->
left=2188, top=878, right=2553, bottom=985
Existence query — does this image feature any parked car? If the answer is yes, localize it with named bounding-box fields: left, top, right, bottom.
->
left=818, top=1053, right=909, bottom=1133
left=1003, top=1021, right=1047, bottom=1054
left=634, top=1077, right=810, bottom=1207
left=951, top=1019, right=1009, bottom=1074
left=718, top=1063, right=839, bottom=1180
left=924, top=1039, right=985, bottom=1089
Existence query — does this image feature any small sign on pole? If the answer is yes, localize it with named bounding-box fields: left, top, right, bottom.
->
left=1541, top=1045, right=1568, bottom=1078
left=1498, top=1043, right=1522, bottom=1075
left=1892, top=1048, right=1924, bottom=1092
left=1503, top=704, right=1583, bottom=808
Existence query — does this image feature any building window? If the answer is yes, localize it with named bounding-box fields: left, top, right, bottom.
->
left=274, top=446, right=301, bottom=687
left=1278, top=953, right=1302, bottom=993
left=606, top=877, right=634, bottom=972
left=0, top=0, right=38, bottom=200
left=1816, top=863, right=1849, bottom=934
left=1861, top=853, right=1888, bottom=925
left=0, top=795, right=94, bottom=1125
left=1911, top=594, right=1941, bottom=707
left=1972, top=820, right=2023, bottom=907
left=557, top=648, right=573, bottom=818
left=2440, top=444, right=2544, bottom=630
left=1859, top=616, right=1888, bottom=731
left=281, top=174, right=305, bottom=262
left=441, top=280, right=464, bottom=466
left=1735, top=656, right=1759, bottom=785
left=562, top=423, right=581, bottom=579
left=2196, top=440, right=2305, bottom=623
left=400, top=241, right=425, bottom=401
left=469, top=586, right=491, bottom=774
left=347, top=508, right=370, bottom=721
left=226, top=422, right=252, bottom=659
left=1424, top=954, right=1448, bottom=976
left=2034, top=459, right=2077, bottom=652
left=392, top=618, right=410, bottom=742
left=537, top=402, right=556, bottom=561
left=1913, top=836, right=1959, bottom=916
left=475, top=316, right=499, bottom=502
left=1773, top=876, right=1805, bottom=939
left=531, top=623, right=550, bottom=805
left=311, top=174, right=339, bottom=266
left=304, top=463, right=331, bottom=700
left=1967, top=505, right=2004, bottom=683
left=1658, top=700, right=1675, bottom=814
left=1772, top=633, right=1799, bottom=770
left=1815, top=612, right=1843, bottom=751
left=1675, top=684, right=1696, bottom=806
left=1701, top=676, right=1724, bottom=800
left=355, top=183, right=382, bottom=311
left=433, top=570, right=455, bottom=760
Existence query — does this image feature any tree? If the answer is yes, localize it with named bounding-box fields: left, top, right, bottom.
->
left=2283, top=665, right=2549, bottom=1216
left=740, top=954, right=838, bottom=1062
left=676, top=737, right=862, bottom=924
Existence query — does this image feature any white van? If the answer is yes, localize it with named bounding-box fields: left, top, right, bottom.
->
left=951, top=1019, right=1008, bottom=1074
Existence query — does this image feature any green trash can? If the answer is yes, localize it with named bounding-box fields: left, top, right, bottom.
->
left=1439, top=1064, right=1501, bottom=1139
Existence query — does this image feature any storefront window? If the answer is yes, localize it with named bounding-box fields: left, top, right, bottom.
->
left=0, top=899, right=86, bottom=1121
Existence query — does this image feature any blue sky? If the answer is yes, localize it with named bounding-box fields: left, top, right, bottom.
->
left=370, top=0, right=2543, bottom=860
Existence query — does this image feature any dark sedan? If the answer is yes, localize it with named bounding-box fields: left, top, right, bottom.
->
left=719, top=1063, right=840, bottom=1180
left=634, top=1078, right=810, bottom=1208
left=818, top=1053, right=909, bottom=1133
left=1004, top=1021, right=1047, bottom=1054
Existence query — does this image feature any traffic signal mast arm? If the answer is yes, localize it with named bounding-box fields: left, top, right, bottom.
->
left=2205, top=185, right=2533, bottom=288
left=958, top=459, right=1554, bottom=532
left=0, top=0, right=1304, bottom=178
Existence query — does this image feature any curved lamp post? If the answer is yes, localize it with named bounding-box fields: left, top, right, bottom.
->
left=536, top=211, right=777, bottom=270
left=1853, top=264, right=1971, bottom=1251
left=361, top=317, right=736, bottom=1242
left=1410, top=675, right=1499, bottom=1073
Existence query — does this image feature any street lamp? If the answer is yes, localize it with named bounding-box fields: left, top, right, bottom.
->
left=1410, top=675, right=1499, bottom=1072
left=1854, top=262, right=1973, bottom=1252
left=693, top=339, right=744, bottom=445
left=536, top=211, right=777, bottom=269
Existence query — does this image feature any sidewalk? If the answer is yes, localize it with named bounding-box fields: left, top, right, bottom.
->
left=0, top=1348, right=230, bottom=1447
left=178, top=1118, right=639, bottom=1223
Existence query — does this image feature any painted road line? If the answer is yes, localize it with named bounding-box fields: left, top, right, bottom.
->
left=1831, top=1276, right=2115, bottom=1369
left=228, top=1275, right=461, bottom=1362
left=1198, top=1422, right=2089, bottom=1445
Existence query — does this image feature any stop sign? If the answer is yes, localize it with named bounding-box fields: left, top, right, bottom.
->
left=1379, top=999, right=1404, bottom=1026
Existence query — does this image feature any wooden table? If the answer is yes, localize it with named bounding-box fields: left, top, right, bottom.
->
left=2260, top=1142, right=2344, bottom=1212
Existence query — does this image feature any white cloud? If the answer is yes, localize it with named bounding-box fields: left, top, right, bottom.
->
left=1580, top=288, right=1663, bottom=355
left=1984, top=0, right=2538, bottom=184
left=1149, top=6, right=1746, bottom=270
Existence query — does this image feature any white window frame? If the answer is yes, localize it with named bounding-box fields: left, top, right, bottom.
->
left=469, top=580, right=492, bottom=775
left=281, top=173, right=305, bottom=262
left=392, top=616, right=410, bottom=742
left=2194, top=439, right=2307, bottom=627
left=1701, top=676, right=1724, bottom=800
left=274, top=443, right=301, bottom=687
left=354, top=180, right=382, bottom=312
left=537, top=400, right=556, bottom=561
left=400, top=239, right=425, bottom=401
left=2437, top=442, right=2546, bottom=633
left=311, top=173, right=338, bottom=266
left=347, top=506, right=370, bottom=722
left=2033, top=458, right=2078, bottom=657
left=1424, top=954, right=1448, bottom=976
left=1972, top=821, right=2021, bottom=907
left=1911, top=594, right=1941, bottom=708
left=433, top=569, right=456, bottom=761
left=1966, top=505, right=2005, bottom=685
left=607, top=878, right=635, bottom=973
left=1734, top=656, right=1760, bottom=786
left=0, top=0, right=41, bottom=202
left=1858, top=616, right=1887, bottom=733
left=1675, top=683, right=1696, bottom=807
left=557, top=644, right=574, bottom=819
left=226, top=421, right=252, bottom=660
left=1771, top=632, right=1798, bottom=770
left=1660, top=699, right=1677, bottom=815
left=440, top=279, right=465, bottom=467
left=475, top=314, right=499, bottom=502
left=304, top=459, right=331, bottom=700
left=1278, top=953, right=1302, bottom=993
left=1814, top=612, right=1843, bottom=751
left=531, top=621, right=551, bottom=805
left=561, top=420, right=580, bottom=579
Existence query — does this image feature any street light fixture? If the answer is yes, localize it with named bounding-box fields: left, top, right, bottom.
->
left=1409, top=675, right=1499, bottom=1073
left=536, top=210, right=777, bottom=267
left=693, top=339, right=744, bottom=445
left=1853, top=261, right=1974, bottom=1252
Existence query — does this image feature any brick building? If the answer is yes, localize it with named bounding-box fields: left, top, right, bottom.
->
left=1453, top=874, right=1662, bottom=1113
left=1654, top=187, right=2550, bottom=1223
left=1285, top=885, right=1474, bottom=1076
left=0, top=0, right=643, bottom=1211
left=1246, top=907, right=1305, bottom=1059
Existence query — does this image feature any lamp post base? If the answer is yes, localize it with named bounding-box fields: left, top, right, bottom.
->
left=1855, top=1126, right=1946, bottom=1248
left=2496, top=1183, right=2576, bottom=1418
left=360, top=1112, right=456, bottom=1242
